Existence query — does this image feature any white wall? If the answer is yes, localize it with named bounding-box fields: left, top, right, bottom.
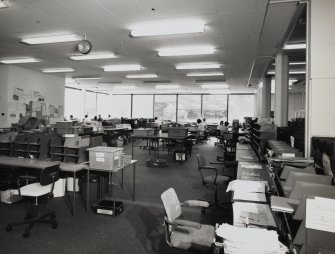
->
left=271, top=92, right=305, bottom=121
left=0, top=65, right=65, bottom=128
left=0, top=66, right=9, bottom=127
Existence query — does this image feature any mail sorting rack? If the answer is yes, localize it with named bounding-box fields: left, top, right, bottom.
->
left=87, top=146, right=137, bottom=216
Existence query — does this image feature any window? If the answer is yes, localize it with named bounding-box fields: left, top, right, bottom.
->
left=177, top=95, right=201, bottom=123
left=84, top=91, right=97, bottom=119
left=154, top=95, right=177, bottom=121
left=132, top=95, right=154, bottom=118
left=64, top=87, right=83, bottom=120
left=97, top=93, right=111, bottom=119
left=109, top=95, right=131, bottom=118
left=228, top=95, right=255, bottom=123
left=202, top=95, right=228, bottom=123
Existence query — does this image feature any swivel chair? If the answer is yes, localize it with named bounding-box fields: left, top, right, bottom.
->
left=161, top=188, right=215, bottom=253
left=5, top=165, right=59, bottom=237
left=195, top=154, right=231, bottom=207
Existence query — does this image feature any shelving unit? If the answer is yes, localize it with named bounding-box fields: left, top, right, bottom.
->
left=0, top=133, right=16, bottom=156
left=246, top=122, right=276, bottom=162
left=13, top=135, right=42, bottom=159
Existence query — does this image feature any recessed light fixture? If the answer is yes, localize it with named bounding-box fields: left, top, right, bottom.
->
left=267, top=70, right=306, bottom=75
left=283, top=43, right=306, bottom=50
left=130, top=20, right=205, bottom=37
left=41, top=68, right=74, bottom=73
left=126, top=74, right=158, bottom=79
left=158, top=46, right=215, bottom=57
left=113, top=85, right=137, bottom=90
left=200, top=84, right=229, bottom=89
left=0, top=0, right=9, bottom=8
left=21, top=34, right=82, bottom=45
left=175, top=63, right=221, bottom=70
left=273, top=61, right=306, bottom=66
left=103, top=64, right=142, bottom=72
left=156, top=84, right=180, bottom=89
left=0, top=57, right=39, bottom=64
left=69, top=53, right=117, bottom=61
left=73, top=76, right=101, bottom=80
left=187, top=72, right=224, bottom=77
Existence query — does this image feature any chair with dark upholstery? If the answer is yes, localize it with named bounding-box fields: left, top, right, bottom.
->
left=195, top=154, right=231, bottom=207
left=5, top=164, right=59, bottom=237
left=161, top=188, right=215, bottom=253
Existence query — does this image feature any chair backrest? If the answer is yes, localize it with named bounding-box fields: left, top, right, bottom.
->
left=161, top=188, right=182, bottom=222
left=196, top=154, right=206, bottom=169
left=39, top=165, right=60, bottom=186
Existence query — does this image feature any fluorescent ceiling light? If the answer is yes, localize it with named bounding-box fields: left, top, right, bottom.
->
left=74, top=77, right=101, bottom=80
left=69, top=53, right=116, bottom=61
left=283, top=43, right=306, bottom=50
left=187, top=72, right=224, bottom=77
left=175, top=63, right=221, bottom=70
left=290, top=62, right=306, bottom=65
left=156, top=84, right=180, bottom=89
left=113, top=85, right=137, bottom=90
left=0, top=57, right=39, bottom=64
left=267, top=70, right=305, bottom=75
left=103, top=64, right=142, bottom=72
left=200, top=84, right=229, bottom=89
left=126, top=74, right=158, bottom=79
left=130, top=20, right=205, bottom=37
left=0, top=0, right=9, bottom=8
left=207, top=90, right=230, bottom=94
left=41, top=68, right=74, bottom=73
left=21, top=34, right=82, bottom=45
left=158, top=46, right=215, bottom=57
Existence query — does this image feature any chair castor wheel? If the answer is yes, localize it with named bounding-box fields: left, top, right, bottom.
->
left=5, top=225, right=12, bottom=232
left=23, top=230, right=30, bottom=238
left=51, top=223, right=58, bottom=229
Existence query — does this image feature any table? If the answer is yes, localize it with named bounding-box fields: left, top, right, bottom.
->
left=236, top=143, right=259, bottom=162
left=59, top=162, right=88, bottom=216
left=86, top=160, right=137, bottom=214
left=131, top=133, right=192, bottom=163
left=0, top=156, right=60, bottom=169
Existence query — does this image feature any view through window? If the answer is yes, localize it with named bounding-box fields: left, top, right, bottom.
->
left=154, top=95, right=177, bottom=121
left=203, top=95, right=228, bottom=123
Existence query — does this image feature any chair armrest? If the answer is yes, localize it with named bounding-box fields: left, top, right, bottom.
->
left=182, top=200, right=210, bottom=208
left=209, top=161, right=224, bottom=165
left=200, top=166, right=218, bottom=171
left=174, top=219, right=201, bottom=229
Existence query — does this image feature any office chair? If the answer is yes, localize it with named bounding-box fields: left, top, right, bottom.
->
left=195, top=154, right=231, bottom=207
left=161, top=188, right=215, bottom=253
left=5, top=165, right=59, bottom=238
left=23, top=117, right=40, bottom=130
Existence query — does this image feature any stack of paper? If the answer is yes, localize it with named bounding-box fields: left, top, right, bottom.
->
left=227, top=180, right=267, bottom=193
left=240, top=162, right=263, bottom=169
left=216, top=223, right=289, bottom=254
left=233, top=189, right=266, bottom=203
left=270, top=196, right=300, bottom=213
left=240, top=171, right=261, bottom=181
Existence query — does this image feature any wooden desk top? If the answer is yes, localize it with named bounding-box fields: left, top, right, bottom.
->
left=89, top=160, right=137, bottom=173
left=131, top=133, right=192, bottom=140
left=0, top=156, right=60, bottom=169
left=59, top=162, right=89, bottom=172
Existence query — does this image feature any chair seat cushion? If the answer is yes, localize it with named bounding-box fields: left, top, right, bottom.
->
left=204, top=175, right=230, bottom=185
left=14, top=183, right=53, bottom=197
left=170, top=224, right=215, bottom=252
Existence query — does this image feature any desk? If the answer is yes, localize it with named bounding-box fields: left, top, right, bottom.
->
left=131, top=133, right=192, bottom=163
left=236, top=145, right=259, bottom=163
left=59, top=162, right=88, bottom=216
left=0, top=156, right=59, bottom=169
left=86, top=160, right=137, bottom=214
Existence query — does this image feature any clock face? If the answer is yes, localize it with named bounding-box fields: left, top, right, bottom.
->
left=77, top=40, right=92, bottom=54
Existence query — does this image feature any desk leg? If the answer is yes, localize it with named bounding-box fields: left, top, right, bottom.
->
left=133, top=163, right=136, bottom=201
left=121, top=169, right=124, bottom=189
left=86, top=169, right=89, bottom=213
left=73, top=171, right=76, bottom=216
left=131, top=139, right=134, bottom=158
left=111, top=172, right=116, bottom=216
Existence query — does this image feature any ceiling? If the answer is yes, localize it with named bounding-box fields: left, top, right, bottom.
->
left=0, top=0, right=305, bottom=94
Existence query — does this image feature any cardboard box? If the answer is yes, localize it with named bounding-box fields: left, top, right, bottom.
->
left=88, top=146, right=124, bottom=170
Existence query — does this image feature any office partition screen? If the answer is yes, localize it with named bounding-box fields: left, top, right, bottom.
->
left=203, top=95, right=228, bottom=123
left=64, top=88, right=83, bottom=120
left=109, top=95, right=131, bottom=118
left=132, top=95, right=154, bottom=118
left=228, top=95, right=255, bottom=122
left=154, top=95, right=177, bottom=121
left=177, top=95, right=201, bottom=122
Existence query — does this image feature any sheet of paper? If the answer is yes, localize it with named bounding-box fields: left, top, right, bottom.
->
left=241, top=171, right=261, bottom=181
left=227, top=180, right=267, bottom=193
left=306, top=197, right=335, bottom=233
left=233, top=189, right=266, bottom=202
left=233, top=202, right=276, bottom=228
left=240, top=162, right=262, bottom=169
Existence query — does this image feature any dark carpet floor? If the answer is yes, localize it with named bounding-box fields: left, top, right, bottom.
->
left=0, top=139, right=233, bottom=254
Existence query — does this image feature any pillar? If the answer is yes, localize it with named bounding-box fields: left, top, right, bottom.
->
left=261, top=76, right=271, bottom=118
left=305, top=0, right=335, bottom=156
left=274, top=51, right=289, bottom=127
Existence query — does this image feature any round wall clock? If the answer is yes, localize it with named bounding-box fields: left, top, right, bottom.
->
left=77, top=40, right=92, bottom=54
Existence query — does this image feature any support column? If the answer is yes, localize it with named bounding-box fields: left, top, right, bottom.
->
left=255, top=83, right=262, bottom=118
left=261, top=76, right=271, bottom=118
left=274, top=51, right=289, bottom=127
left=305, top=0, right=335, bottom=156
